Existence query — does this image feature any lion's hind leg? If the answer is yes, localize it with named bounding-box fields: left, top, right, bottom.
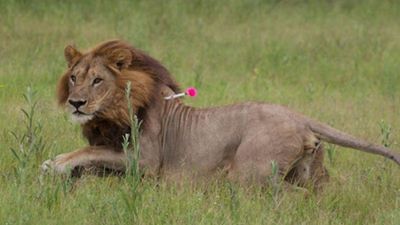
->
left=226, top=133, right=305, bottom=186
left=284, top=141, right=329, bottom=191
left=227, top=132, right=329, bottom=192
left=309, top=143, right=329, bottom=191
left=41, top=146, right=127, bottom=177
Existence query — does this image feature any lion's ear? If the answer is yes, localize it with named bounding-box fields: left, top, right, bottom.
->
left=64, top=45, right=82, bottom=67
left=107, top=48, right=132, bottom=70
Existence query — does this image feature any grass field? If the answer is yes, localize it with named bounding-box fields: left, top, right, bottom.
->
left=1, top=0, right=400, bottom=224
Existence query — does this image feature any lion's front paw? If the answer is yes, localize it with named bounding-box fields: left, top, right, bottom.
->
left=40, top=154, right=74, bottom=175
left=40, top=159, right=54, bottom=173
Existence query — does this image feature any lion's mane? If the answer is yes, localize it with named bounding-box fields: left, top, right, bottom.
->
left=56, top=40, right=180, bottom=147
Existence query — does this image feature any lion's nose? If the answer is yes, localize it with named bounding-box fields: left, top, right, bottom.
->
left=68, top=99, right=87, bottom=109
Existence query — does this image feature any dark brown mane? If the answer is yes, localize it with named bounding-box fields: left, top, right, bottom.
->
left=93, top=40, right=180, bottom=127
left=91, top=40, right=180, bottom=93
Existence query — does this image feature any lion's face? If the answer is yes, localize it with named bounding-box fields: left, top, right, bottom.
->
left=66, top=57, right=118, bottom=124
left=58, top=43, right=132, bottom=124
left=57, top=40, right=179, bottom=126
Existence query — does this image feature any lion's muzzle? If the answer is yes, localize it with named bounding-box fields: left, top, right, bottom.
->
left=68, top=99, right=87, bottom=110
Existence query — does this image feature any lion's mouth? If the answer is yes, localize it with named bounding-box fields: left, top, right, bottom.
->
left=73, top=110, right=91, bottom=116
left=71, top=110, right=94, bottom=124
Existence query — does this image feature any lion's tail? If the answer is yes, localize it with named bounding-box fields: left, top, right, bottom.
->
left=306, top=119, right=400, bottom=165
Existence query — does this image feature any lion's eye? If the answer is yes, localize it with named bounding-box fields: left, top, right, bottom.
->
left=70, top=75, right=76, bottom=83
left=92, top=78, right=103, bottom=86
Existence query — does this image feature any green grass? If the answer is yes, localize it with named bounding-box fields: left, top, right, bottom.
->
left=1, top=0, right=400, bottom=224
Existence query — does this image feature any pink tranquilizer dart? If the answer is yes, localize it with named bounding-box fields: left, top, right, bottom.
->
left=164, top=87, right=198, bottom=100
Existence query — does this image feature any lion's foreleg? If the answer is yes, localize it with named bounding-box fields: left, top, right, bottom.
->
left=41, top=146, right=126, bottom=176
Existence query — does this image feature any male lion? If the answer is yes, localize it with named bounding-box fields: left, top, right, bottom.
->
left=42, top=40, right=400, bottom=189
